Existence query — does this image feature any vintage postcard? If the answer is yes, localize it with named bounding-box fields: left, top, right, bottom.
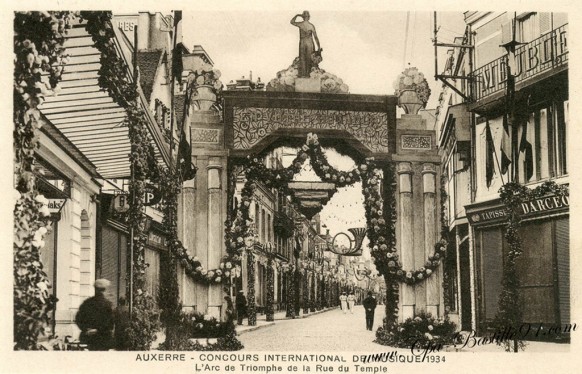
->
left=2, top=0, right=580, bottom=373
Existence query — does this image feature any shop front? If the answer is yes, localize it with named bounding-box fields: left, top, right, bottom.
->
left=466, top=192, right=569, bottom=340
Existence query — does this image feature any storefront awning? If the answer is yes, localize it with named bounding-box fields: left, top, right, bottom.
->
left=39, top=21, right=171, bottom=179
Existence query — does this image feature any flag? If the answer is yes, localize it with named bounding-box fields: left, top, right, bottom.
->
left=171, top=11, right=184, bottom=82
left=485, top=120, right=496, bottom=188
left=500, top=114, right=512, bottom=175
left=177, top=84, right=196, bottom=181
left=519, top=121, right=534, bottom=182
left=178, top=127, right=196, bottom=181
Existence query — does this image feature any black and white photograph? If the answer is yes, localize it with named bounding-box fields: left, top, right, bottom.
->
left=4, top=1, right=579, bottom=373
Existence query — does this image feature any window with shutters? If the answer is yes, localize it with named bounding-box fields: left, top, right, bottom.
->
left=478, top=228, right=504, bottom=323
left=517, top=100, right=568, bottom=184
left=99, top=225, right=128, bottom=306
left=555, top=217, right=569, bottom=326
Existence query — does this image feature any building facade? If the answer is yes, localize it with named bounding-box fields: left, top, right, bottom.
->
left=34, top=12, right=175, bottom=339
left=435, top=11, right=569, bottom=336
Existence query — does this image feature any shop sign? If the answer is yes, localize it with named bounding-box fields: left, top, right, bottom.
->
left=143, top=184, right=162, bottom=206
left=148, top=231, right=165, bottom=248
left=112, top=184, right=161, bottom=212
left=113, top=194, right=130, bottom=213
left=48, top=198, right=67, bottom=214
left=467, top=194, right=569, bottom=225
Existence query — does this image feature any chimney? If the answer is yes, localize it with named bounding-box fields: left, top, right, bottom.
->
left=249, top=70, right=253, bottom=82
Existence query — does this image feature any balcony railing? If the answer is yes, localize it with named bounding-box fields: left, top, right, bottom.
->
left=471, top=23, right=568, bottom=102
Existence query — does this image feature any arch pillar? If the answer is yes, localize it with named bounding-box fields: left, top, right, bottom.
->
left=179, top=110, right=228, bottom=319
left=393, top=113, right=442, bottom=320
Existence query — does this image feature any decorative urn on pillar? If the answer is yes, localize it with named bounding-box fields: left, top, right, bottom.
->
left=393, top=67, right=431, bottom=115
left=184, top=58, right=223, bottom=111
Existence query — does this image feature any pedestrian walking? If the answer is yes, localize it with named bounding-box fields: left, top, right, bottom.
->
left=236, top=290, right=248, bottom=325
left=339, top=292, right=348, bottom=314
left=362, top=291, right=377, bottom=331
left=75, top=279, right=114, bottom=351
left=113, top=296, right=131, bottom=350
left=347, top=292, right=356, bottom=314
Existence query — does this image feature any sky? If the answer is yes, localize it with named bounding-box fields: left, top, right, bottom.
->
left=183, top=11, right=466, bottom=109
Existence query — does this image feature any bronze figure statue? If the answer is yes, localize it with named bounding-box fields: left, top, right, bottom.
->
left=291, top=11, right=321, bottom=78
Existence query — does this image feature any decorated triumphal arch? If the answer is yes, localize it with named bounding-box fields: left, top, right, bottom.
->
left=180, top=83, right=444, bottom=327
left=174, top=10, right=445, bottom=332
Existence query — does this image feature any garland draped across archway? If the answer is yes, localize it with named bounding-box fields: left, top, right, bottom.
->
left=232, top=133, right=450, bottom=328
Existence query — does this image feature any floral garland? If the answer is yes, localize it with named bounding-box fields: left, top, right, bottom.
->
left=286, top=264, right=297, bottom=318
left=234, top=133, right=450, bottom=330
left=310, top=272, right=316, bottom=312
left=13, top=11, right=77, bottom=350
left=302, top=269, right=309, bottom=314
left=247, top=251, right=257, bottom=326
left=495, top=181, right=568, bottom=352
left=266, top=257, right=275, bottom=321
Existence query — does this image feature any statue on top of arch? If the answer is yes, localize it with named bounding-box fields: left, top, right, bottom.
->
left=266, top=11, right=349, bottom=94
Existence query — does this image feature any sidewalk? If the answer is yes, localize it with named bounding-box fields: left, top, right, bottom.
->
left=236, top=307, right=338, bottom=335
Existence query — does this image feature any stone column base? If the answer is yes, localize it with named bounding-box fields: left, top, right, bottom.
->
left=295, top=78, right=321, bottom=93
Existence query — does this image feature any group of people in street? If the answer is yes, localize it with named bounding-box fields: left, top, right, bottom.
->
left=76, top=280, right=379, bottom=351
left=339, top=291, right=357, bottom=314
left=75, top=279, right=131, bottom=351
left=339, top=291, right=377, bottom=331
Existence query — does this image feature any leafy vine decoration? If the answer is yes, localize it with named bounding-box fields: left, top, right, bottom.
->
left=13, top=11, right=77, bottom=350
left=495, top=181, right=568, bottom=352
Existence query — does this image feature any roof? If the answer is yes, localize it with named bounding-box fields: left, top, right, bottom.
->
left=137, top=50, right=164, bottom=102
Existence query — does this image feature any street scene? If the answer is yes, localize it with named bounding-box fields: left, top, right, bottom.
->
left=11, top=6, right=571, bottom=372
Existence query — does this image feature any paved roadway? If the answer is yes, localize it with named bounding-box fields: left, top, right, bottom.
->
left=239, top=305, right=391, bottom=351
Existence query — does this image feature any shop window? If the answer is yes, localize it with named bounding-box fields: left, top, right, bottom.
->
left=145, top=247, right=160, bottom=302
left=515, top=220, right=555, bottom=324
left=478, top=228, right=503, bottom=323
left=100, top=225, right=128, bottom=306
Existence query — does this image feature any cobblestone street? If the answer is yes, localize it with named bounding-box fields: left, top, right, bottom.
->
left=239, top=306, right=392, bottom=351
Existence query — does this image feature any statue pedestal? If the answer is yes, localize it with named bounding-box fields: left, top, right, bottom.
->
left=295, top=78, right=321, bottom=93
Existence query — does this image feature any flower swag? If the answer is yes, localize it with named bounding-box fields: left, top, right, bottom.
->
left=233, top=133, right=451, bottom=329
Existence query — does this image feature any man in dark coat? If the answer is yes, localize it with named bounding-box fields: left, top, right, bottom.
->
left=75, top=279, right=114, bottom=351
left=362, top=291, right=377, bottom=331
left=235, top=290, right=248, bottom=325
